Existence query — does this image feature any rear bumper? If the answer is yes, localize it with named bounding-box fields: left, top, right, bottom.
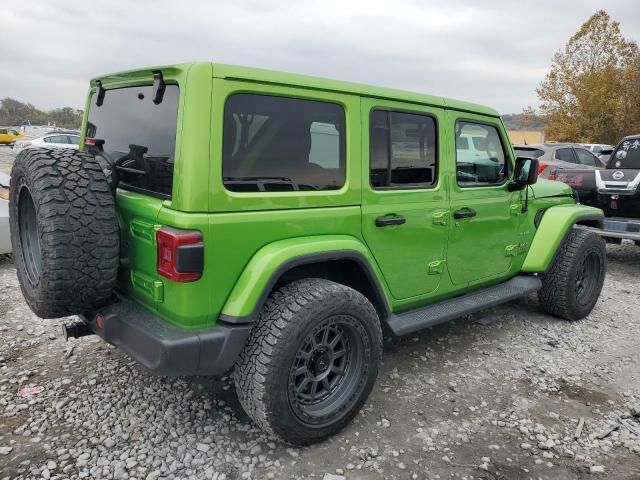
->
left=82, top=298, right=251, bottom=376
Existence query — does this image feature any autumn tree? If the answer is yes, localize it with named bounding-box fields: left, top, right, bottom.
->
left=537, top=10, right=640, bottom=144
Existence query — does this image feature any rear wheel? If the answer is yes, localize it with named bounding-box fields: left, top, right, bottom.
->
left=538, top=229, right=606, bottom=320
left=233, top=278, right=382, bottom=445
left=9, top=148, right=119, bottom=318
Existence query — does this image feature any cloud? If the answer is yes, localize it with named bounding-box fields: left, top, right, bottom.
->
left=0, top=0, right=638, bottom=114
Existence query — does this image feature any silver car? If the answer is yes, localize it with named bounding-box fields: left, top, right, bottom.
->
left=0, top=172, right=10, bottom=255
left=513, top=143, right=602, bottom=178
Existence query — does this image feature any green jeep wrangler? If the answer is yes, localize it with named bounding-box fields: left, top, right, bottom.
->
left=9, top=62, right=606, bottom=445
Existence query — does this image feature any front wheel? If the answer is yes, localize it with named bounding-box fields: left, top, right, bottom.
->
left=538, top=229, right=606, bottom=320
left=233, top=278, right=382, bottom=445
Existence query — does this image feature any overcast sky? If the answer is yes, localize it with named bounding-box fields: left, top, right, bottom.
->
left=1, top=0, right=638, bottom=114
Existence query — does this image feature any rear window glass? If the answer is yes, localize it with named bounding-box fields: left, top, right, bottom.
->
left=514, top=147, right=545, bottom=158
left=223, top=94, right=345, bottom=192
left=86, top=85, right=179, bottom=198
left=611, top=139, right=640, bottom=169
left=370, top=110, right=437, bottom=188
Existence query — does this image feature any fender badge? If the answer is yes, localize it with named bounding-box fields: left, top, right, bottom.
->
left=612, top=171, right=625, bottom=180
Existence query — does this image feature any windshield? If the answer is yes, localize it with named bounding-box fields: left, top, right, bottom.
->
left=610, top=138, right=640, bottom=169
left=86, top=84, right=179, bottom=198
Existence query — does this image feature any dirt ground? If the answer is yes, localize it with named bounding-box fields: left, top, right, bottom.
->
left=1, top=145, right=640, bottom=479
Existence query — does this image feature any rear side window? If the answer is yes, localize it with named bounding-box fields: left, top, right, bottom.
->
left=86, top=84, right=180, bottom=198
left=370, top=110, right=437, bottom=188
left=455, top=121, right=507, bottom=187
left=555, top=148, right=576, bottom=163
left=67, top=135, right=80, bottom=145
left=223, top=94, right=345, bottom=192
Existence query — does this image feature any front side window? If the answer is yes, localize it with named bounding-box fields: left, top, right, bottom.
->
left=455, top=121, right=507, bottom=186
left=574, top=148, right=597, bottom=166
left=370, top=110, right=437, bottom=188
left=223, top=94, right=345, bottom=192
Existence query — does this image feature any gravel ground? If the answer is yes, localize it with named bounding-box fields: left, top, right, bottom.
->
left=1, top=145, right=640, bottom=479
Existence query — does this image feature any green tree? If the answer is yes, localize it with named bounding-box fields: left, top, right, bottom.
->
left=537, top=10, right=640, bottom=144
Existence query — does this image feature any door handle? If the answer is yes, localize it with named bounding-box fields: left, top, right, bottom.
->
left=375, top=215, right=406, bottom=227
left=453, top=208, right=477, bottom=219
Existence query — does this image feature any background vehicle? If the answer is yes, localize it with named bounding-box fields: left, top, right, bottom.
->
left=12, top=131, right=81, bottom=153
left=0, top=127, right=29, bottom=145
left=9, top=63, right=606, bottom=445
left=0, top=172, right=10, bottom=255
left=513, top=143, right=602, bottom=178
left=580, top=143, right=614, bottom=155
left=553, top=134, right=640, bottom=243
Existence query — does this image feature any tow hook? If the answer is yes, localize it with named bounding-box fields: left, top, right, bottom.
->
left=62, top=321, right=94, bottom=341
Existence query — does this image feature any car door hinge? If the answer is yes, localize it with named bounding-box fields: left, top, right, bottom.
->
left=510, top=204, right=522, bottom=216
left=432, top=211, right=449, bottom=227
left=428, top=259, right=446, bottom=275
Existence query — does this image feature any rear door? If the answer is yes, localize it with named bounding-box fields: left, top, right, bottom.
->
left=361, top=98, right=449, bottom=299
left=85, top=83, right=181, bottom=311
left=447, top=113, right=522, bottom=286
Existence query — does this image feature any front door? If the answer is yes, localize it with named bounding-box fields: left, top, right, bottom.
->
left=447, top=113, right=522, bottom=285
left=361, top=99, right=449, bottom=300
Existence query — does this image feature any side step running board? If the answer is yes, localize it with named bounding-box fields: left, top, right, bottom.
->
left=385, top=275, right=542, bottom=336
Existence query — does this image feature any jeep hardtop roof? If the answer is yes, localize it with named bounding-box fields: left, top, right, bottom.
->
left=90, top=62, right=501, bottom=118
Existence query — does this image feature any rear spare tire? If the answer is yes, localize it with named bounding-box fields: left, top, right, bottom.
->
left=9, top=148, right=119, bottom=318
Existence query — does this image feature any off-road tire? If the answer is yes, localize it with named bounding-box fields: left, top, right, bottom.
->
left=9, top=148, right=119, bottom=318
left=233, top=278, right=382, bottom=445
left=538, top=228, right=605, bottom=321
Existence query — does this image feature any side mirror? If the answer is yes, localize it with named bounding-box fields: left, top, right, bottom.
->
left=509, top=156, right=539, bottom=191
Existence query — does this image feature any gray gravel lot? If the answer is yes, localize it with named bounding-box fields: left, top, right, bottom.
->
left=1, top=145, right=640, bottom=479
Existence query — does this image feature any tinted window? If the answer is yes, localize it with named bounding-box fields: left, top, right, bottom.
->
left=223, top=94, right=345, bottom=192
left=370, top=110, right=437, bottom=188
left=87, top=84, right=179, bottom=198
left=611, top=138, right=640, bottom=169
left=455, top=122, right=507, bottom=186
left=514, top=147, right=545, bottom=158
left=67, top=135, right=80, bottom=145
left=555, top=148, right=576, bottom=163
left=574, top=148, right=597, bottom=166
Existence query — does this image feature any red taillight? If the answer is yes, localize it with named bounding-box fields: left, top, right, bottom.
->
left=156, top=228, right=204, bottom=282
left=85, top=137, right=96, bottom=145
left=538, top=160, right=550, bottom=175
